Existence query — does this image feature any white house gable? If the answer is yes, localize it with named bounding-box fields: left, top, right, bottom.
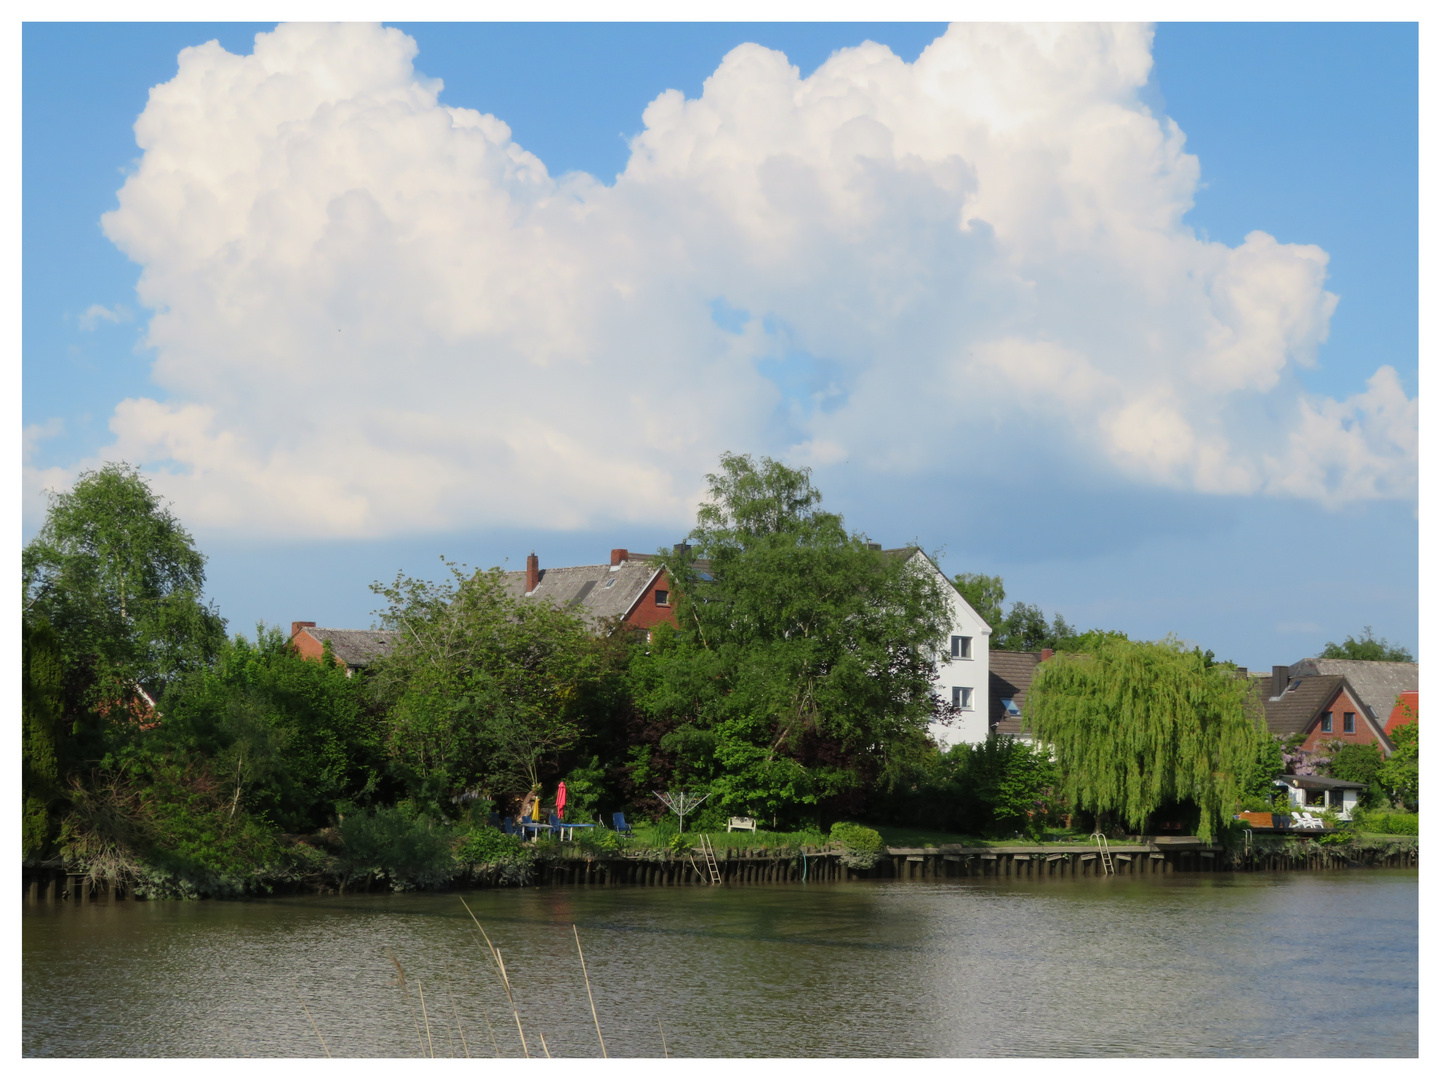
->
left=896, top=549, right=992, bottom=749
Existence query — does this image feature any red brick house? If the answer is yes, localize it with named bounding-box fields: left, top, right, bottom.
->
left=1248, top=665, right=1397, bottom=757
left=289, top=622, right=395, bottom=675
left=501, top=547, right=689, bottom=633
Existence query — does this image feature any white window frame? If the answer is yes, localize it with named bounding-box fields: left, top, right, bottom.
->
left=952, top=686, right=973, bottom=710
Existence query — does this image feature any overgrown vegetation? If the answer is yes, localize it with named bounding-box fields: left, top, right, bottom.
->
left=21, top=459, right=1417, bottom=897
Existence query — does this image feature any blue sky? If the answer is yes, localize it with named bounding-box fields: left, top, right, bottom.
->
left=22, top=22, right=1418, bottom=666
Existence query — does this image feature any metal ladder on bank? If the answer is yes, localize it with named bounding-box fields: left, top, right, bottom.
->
left=1092, top=832, right=1115, bottom=875
left=699, top=835, right=723, bottom=885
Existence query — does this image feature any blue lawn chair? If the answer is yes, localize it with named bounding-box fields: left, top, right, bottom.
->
left=612, top=811, right=633, bottom=836
left=548, top=812, right=562, bottom=837
left=500, top=819, right=515, bottom=836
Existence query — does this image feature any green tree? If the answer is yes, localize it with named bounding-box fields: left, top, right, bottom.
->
left=1320, top=626, right=1415, bottom=663
left=1240, top=733, right=1289, bottom=806
left=1319, top=740, right=1387, bottom=808
left=630, top=453, right=952, bottom=826
left=22, top=618, right=69, bottom=858
left=1026, top=637, right=1261, bottom=841
left=369, top=561, right=599, bottom=813
left=153, top=625, right=386, bottom=832
left=1378, top=719, right=1418, bottom=811
left=952, top=573, right=1005, bottom=630
left=23, top=463, right=225, bottom=726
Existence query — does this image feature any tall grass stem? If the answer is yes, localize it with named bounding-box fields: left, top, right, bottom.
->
left=292, top=980, right=331, bottom=1058
left=573, top=924, right=607, bottom=1058
left=458, top=895, right=529, bottom=1058
left=418, top=979, right=435, bottom=1058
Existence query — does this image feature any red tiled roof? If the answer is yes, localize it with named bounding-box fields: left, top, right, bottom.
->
left=1386, top=692, right=1418, bottom=735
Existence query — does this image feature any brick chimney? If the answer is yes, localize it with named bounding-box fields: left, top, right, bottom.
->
left=526, top=552, right=540, bottom=593
left=610, top=548, right=629, bottom=568
left=1040, top=648, right=1054, bottom=662
left=1272, top=665, right=1290, bottom=698
left=291, top=621, right=316, bottom=639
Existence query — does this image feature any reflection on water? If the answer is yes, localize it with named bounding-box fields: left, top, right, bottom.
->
left=23, top=871, right=1417, bottom=1057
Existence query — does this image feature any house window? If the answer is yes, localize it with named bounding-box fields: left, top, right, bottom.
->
left=951, top=635, right=973, bottom=659
left=1343, top=712, right=1355, bottom=734
left=952, top=686, right=973, bottom=710
left=654, top=590, right=669, bottom=606
left=1320, top=711, right=1333, bottom=733
left=1000, top=697, right=1020, bottom=717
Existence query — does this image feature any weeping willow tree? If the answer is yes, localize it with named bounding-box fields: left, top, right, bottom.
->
left=1026, top=637, right=1261, bottom=841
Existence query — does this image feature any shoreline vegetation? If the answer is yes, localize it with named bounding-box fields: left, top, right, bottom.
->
left=26, top=819, right=1419, bottom=902
left=23, top=459, right=1419, bottom=902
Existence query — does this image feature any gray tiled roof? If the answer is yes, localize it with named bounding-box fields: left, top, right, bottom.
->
left=299, top=627, right=395, bottom=668
left=1287, top=659, right=1419, bottom=723
left=990, top=650, right=1043, bottom=736
left=501, top=558, right=663, bottom=629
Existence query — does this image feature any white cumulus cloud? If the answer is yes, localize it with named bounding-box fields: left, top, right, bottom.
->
left=32, top=21, right=1416, bottom=537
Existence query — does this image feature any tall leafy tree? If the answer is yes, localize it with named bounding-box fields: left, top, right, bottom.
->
left=22, top=618, right=69, bottom=858
left=1378, top=719, right=1418, bottom=811
left=632, top=452, right=952, bottom=826
left=952, top=572, right=1005, bottom=630
left=1320, top=626, right=1415, bottom=663
left=23, top=463, right=225, bottom=725
left=369, top=561, right=599, bottom=812
left=1026, top=637, right=1261, bottom=841
left=153, top=626, right=387, bottom=832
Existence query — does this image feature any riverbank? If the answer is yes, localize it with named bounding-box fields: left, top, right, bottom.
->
left=23, top=831, right=1418, bottom=902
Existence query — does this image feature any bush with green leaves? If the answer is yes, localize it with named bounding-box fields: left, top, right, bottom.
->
left=337, top=806, right=457, bottom=890
left=829, top=821, right=884, bottom=868
left=455, top=826, right=534, bottom=884
left=1352, top=809, right=1418, bottom=835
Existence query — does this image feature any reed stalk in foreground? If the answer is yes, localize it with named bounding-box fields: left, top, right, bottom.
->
left=539, top=1032, right=552, bottom=1058
left=292, top=980, right=331, bottom=1058
left=387, top=948, right=427, bottom=1056
left=474, top=985, right=501, bottom=1057
left=417, top=979, right=435, bottom=1058
left=572, top=924, right=608, bottom=1058
left=660, top=1019, right=669, bottom=1059
left=458, top=895, right=530, bottom=1058
left=450, top=991, right=470, bottom=1058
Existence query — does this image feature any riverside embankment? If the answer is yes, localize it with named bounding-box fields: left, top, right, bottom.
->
left=23, top=832, right=1418, bottom=902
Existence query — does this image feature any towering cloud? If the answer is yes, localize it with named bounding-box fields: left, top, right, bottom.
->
left=42, top=22, right=1413, bottom=536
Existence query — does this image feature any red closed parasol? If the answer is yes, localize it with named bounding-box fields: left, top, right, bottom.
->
left=556, top=781, right=568, bottom=821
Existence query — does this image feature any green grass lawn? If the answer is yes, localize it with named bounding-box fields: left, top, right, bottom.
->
left=869, top=824, right=1150, bottom=848
left=624, top=823, right=826, bottom=852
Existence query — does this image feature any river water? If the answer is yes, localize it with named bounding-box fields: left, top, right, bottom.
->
left=23, top=870, right=1417, bottom=1057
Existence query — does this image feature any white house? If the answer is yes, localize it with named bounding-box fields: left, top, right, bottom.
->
left=888, top=547, right=992, bottom=749
left=1272, top=775, right=1366, bottom=821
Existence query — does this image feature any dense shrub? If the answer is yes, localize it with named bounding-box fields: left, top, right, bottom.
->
left=1353, top=810, right=1418, bottom=835
left=829, top=821, right=884, bottom=868
left=337, top=806, right=457, bottom=890
left=455, top=826, right=534, bottom=884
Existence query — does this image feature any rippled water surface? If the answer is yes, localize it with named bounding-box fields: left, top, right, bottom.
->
left=23, top=870, right=1417, bottom=1057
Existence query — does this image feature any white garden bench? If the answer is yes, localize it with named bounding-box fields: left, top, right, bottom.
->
left=727, top=816, right=758, bottom=832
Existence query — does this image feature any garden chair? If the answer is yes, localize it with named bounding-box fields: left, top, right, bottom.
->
left=548, top=811, right=562, bottom=837
left=612, top=811, right=634, bottom=835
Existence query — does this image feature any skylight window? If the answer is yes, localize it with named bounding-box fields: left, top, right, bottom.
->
left=1001, top=698, right=1020, bottom=717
